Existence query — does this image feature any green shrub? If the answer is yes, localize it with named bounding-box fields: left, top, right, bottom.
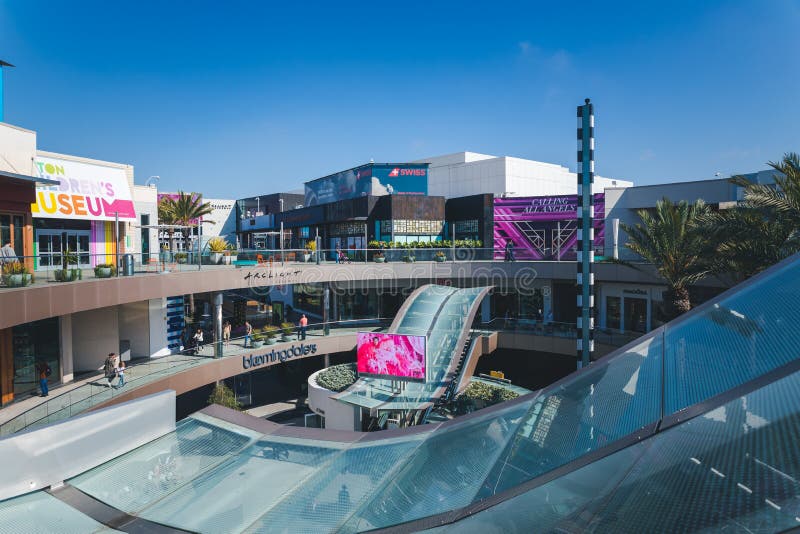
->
left=280, top=322, right=295, bottom=335
left=459, top=381, right=519, bottom=404
left=316, top=363, right=357, bottom=392
left=262, top=325, right=280, bottom=338
left=94, top=263, right=117, bottom=277
left=208, top=382, right=241, bottom=410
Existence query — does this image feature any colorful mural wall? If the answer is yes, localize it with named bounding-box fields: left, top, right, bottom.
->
left=493, top=193, right=605, bottom=260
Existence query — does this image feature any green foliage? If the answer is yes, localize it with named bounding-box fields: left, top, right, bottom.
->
left=701, top=153, right=800, bottom=281
left=621, top=197, right=711, bottom=318
left=316, top=363, right=357, bottom=392
left=460, top=381, right=520, bottom=404
left=207, top=382, right=241, bottom=411
left=251, top=328, right=264, bottom=342
left=280, top=322, right=295, bottom=335
left=262, top=325, right=280, bottom=338
left=174, top=252, right=188, bottom=262
left=94, top=263, right=117, bottom=277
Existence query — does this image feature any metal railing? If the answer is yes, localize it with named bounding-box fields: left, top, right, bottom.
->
left=0, top=246, right=628, bottom=289
left=482, top=317, right=644, bottom=347
left=0, top=317, right=391, bottom=437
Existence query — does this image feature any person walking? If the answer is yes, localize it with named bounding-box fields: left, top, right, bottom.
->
left=35, top=360, right=50, bottom=397
left=115, top=361, right=126, bottom=388
left=244, top=321, right=253, bottom=348
left=504, top=240, right=515, bottom=262
left=223, top=321, right=231, bottom=347
left=193, top=328, right=204, bottom=352
left=335, top=244, right=341, bottom=264
left=299, top=314, right=308, bottom=340
left=104, top=353, right=119, bottom=388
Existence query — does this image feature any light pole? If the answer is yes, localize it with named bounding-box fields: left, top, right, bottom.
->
left=145, top=175, right=160, bottom=188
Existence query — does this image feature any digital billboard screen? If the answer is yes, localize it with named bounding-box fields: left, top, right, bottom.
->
left=356, top=332, right=426, bottom=381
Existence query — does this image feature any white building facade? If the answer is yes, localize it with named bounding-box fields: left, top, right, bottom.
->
left=414, top=151, right=633, bottom=199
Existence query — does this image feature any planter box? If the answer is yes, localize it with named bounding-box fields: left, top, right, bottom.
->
left=282, top=334, right=297, bottom=342
left=303, top=253, right=312, bottom=263
left=434, top=256, right=446, bottom=262
left=6, top=274, right=25, bottom=287
left=252, top=340, right=264, bottom=349
left=266, top=337, right=278, bottom=345
left=210, top=252, right=224, bottom=264
left=96, top=267, right=113, bottom=278
left=176, top=257, right=188, bottom=264
left=55, top=269, right=80, bottom=282
left=374, top=257, right=386, bottom=263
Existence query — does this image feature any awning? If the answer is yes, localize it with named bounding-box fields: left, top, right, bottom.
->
left=0, top=169, right=59, bottom=187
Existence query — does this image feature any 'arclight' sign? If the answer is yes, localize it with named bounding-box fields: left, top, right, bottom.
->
left=242, top=342, right=318, bottom=370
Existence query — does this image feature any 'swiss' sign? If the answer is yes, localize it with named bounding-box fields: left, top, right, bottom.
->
left=31, top=156, right=136, bottom=221
left=388, top=168, right=426, bottom=177
left=242, top=342, right=318, bottom=370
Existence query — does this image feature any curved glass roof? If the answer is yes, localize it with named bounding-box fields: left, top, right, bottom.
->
left=3, top=256, right=800, bottom=532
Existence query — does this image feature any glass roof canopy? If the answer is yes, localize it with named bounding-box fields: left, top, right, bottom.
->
left=3, top=255, right=800, bottom=532
left=334, top=286, right=490, bottom=412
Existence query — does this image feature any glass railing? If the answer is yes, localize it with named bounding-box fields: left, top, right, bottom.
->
left=0, top=318, right=391, bottom=436
left=482, top=317, right=645, bottom=347
left=0, top=247, right=606, bottom=290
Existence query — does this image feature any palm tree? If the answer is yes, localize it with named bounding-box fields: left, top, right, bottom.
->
left=621, top=198, right=711, bottom=319
left=157, top=196, right=178, bottom=253
left=169, top=192, right=214, bottom=251
left=709, top=153, right=800, bottom=277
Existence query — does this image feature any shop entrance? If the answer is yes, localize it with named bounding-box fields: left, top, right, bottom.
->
left=35, top=230, right=91, bottom=270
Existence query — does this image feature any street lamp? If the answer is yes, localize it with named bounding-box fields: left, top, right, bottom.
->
left=279, top=197, right=284, bottom=213
left=145, top=175, right=160, bottom=188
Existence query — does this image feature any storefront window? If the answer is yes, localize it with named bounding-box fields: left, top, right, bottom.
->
left=519, top=289, right=544, bottom=319
left=606, top=296, right=621, bottom=330
left=338, top=291, right=379, bottom=321
left=294, top=284, right=323, bottom=317
left=625, top=297, right=648, bottom=333
left=13, top=317, right=60, bottom=397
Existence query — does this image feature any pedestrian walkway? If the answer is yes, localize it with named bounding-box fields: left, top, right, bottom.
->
left=0, top=325, right=384, bottom=437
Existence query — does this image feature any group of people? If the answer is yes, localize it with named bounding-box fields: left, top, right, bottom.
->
left=103, top=352, right=126, bottom=389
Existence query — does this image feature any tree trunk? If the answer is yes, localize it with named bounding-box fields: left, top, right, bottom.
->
left=167, top=230, right=175, bottom=253
left=665, top=286, right=691, bottom=320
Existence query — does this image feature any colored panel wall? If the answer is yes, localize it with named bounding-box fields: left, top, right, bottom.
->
left=493, top=193, right=605, bottom=260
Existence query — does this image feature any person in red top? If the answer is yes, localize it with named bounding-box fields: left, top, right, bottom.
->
left=36, top=361, right=49, bottom=397
left=299, top=314, right=308, bottom=340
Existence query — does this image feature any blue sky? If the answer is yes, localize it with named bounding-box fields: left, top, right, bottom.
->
left=1, top=0, right=798, bottom=198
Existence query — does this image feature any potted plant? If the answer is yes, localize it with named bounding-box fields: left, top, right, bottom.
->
left=434, top=251, right=446, bottom=262
left=207, top=237, right=227, bottom=265
left=263, top=325, right=279, bottom=345
left=373, top=251, right=386, bottom=263
left=402, top=253, right=416, bottom=263
left=2, top=261, right=29, bottom=287
left=281, top=321, right=297, bottom=341
left=303, top=240, right=316, bottom=262
left=175, top=252, right=188, bottom=264
left=55, top=248, right=81, bottom=282
left=227, top=243, right=238, bottom=264
left=94, top=263, right=117, bottom=278
left=251, top=330, right=264, bottom=349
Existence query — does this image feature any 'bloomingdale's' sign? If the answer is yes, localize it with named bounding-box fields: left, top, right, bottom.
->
left=242, top=342, right=318, bottom=370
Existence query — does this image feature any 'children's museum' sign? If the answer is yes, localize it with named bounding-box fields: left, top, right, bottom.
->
left=31, top=156, right=136, bottom=221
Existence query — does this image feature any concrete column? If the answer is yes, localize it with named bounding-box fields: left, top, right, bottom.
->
left=213, top=292, right=223, bottom=358
left=324, top=354, right=330, bottom=368
left=59, top=315, right=74, bottom=383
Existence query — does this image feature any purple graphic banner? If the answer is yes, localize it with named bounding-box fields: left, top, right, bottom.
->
left=493, top=193, right=605, bottom=260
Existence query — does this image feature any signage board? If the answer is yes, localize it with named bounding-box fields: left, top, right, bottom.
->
left=305, top=164, right=428, bottom=206
left=31, top=156, right=136, bottom=221
left=356, top=332, right=426, bottom=382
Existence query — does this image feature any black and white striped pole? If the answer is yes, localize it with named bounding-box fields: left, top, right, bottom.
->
left=576, top=98, right=595, bottom=369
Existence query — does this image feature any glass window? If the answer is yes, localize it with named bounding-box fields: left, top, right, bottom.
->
left=13, top=317, right=60, bottom=397
left=625, top=297, right=647, bottom=333
left=13, top=215, right=24, bottom=257
left=0, top=215, right=9, bottom=249
left=606, top=296, right=621, bottom=330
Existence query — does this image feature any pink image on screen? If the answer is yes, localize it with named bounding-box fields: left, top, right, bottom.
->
left=357, top=333, right=426, bottom=380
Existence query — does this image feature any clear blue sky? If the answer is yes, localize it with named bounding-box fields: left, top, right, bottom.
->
left=1, top=0, right=798, bottom=198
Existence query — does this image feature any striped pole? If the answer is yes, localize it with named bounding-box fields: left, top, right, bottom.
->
left=576, top=98, right=594, bottom=369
